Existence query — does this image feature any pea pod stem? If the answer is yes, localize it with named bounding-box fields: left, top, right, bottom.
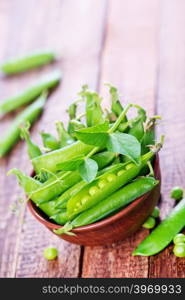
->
left=133, top=198, right=185, bottom=256
left=0, top=93, right=47, bottom=157
left=0, top=71, right=61, bottom=115
left=1, top=50, right=56, bottom=75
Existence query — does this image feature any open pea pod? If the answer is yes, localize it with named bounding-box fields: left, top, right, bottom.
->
left=67, top=150, right=155, bottom=219
left=54, top=161, right=120, bottom=210
left=54, top=177, right=158, bottom=230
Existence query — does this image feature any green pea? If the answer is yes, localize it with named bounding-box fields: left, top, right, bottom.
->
left=151, top=207, right=160, bottom=218
left=173, top=233, right=185, bottom=245
left=170, top=186, right=184, bottom=201
left=106, top=173, right=117, bottom=182
left=142, top=216, right=156, bottom=229
left=117, top=169, right=125, bottom=176
left=98, top=180, right=107, bottom=188
left=125, top=163, right=135, bottom=170
left=43, top=247, right=58, bottom=260
left=89, top=186, right=99, bottom=196
left=173, top=244, right=185, bottom=257
left=81, top=196, right=90, bottom=205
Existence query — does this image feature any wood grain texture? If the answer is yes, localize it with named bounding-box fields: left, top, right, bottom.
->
left=1, top=0, right=185, bottom=279
left=82, top=0, right=160, bottom=278
left=0, top=0, right=107, bottom=277
left=149, top=0, right=185, bottom=278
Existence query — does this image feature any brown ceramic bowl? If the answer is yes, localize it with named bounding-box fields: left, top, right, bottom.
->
left=28, top=155, right=161, bottom=246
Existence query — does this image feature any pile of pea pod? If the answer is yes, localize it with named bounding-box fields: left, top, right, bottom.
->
left=8, top=82, right=164, bottom=239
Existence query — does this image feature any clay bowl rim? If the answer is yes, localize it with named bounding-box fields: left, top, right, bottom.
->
left=28, top=154, right=159, bottom=233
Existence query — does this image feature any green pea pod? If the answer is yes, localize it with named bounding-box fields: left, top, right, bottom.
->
left=128, top=107, right=146, bottom=142
left=133, top=198, right=185, bottom=256
left=8, top=169, right=60, bottom=217
left=141, top=116, right=160, bottom=155
left=55, top=121, right=74, bottom=147
left=32, top=141, right=94, bottom=173
left=1, top=50, right=56, bottom=75
left=67, top=120, right=85, bottom=138
left=30, top=170, right=82, bottom=204
left=108, top=85, right=124, bottom=118
left=91, top=151, right=115, bottom=170
left=8, top=168, right=41, bottom=193
left=54, top=160, right=120, bottom=210
left=20, top=125, right=42, bottom=159
left=41, top=132, right=60, bottom=150
left=80, top=87, right=104, bottom=127
left=54, top=177, right=158, bottom=232
left=32, top=106, right=133, bottom=174
left=50, top=209, right=68, bottom=225
left=66, top=102, right=77, bottom=120
left=0, top=93, right=46, bottom=157
left=0, top=71, right=61, bottom=115
left=67, top=150, right=157, bottom=219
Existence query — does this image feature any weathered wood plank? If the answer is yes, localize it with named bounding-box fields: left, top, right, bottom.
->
left=0, top=0, right=107, bottom=277
left=149, top=0, right=185, bottom=278
left=82, top=0, right=160, bottom=278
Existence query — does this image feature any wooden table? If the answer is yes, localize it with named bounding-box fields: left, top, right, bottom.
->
left=0, top=0, right=185, bottom=278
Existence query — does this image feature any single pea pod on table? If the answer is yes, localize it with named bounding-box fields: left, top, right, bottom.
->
left=0, top=93, right=46, bottom=157
left=54, top=176, right=158, bottom=231
left=133, top=198, right=185, bottom=256
left=0, top=50, right=56, bottom=75
left=0, top=70, right=61, bottom=115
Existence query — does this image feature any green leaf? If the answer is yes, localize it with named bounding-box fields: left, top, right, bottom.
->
left=79, top=158, right=98, bottom=182
left=57, top=156, right=84, bottom=171
left=75, top=121, right=109, bottom=147
left=107, top=132, right=141, bottom=164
